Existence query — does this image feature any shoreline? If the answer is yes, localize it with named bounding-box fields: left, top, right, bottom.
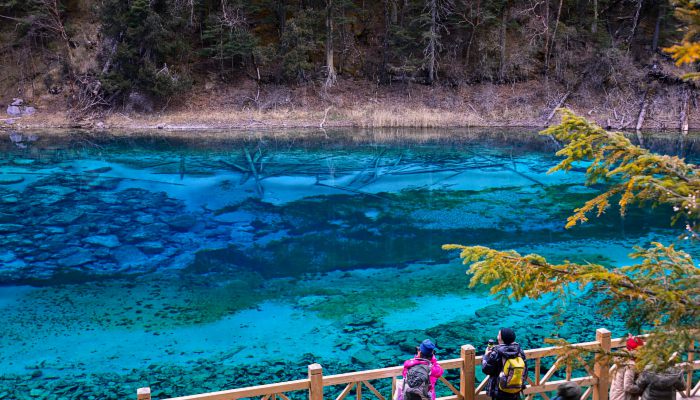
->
left=0, top=108, right=551, bottom=133
left=1, top=98, right=697, bottom=135
left=1, top=110, right=697, bottom=136
left=2, top=78, right=698, bottom=135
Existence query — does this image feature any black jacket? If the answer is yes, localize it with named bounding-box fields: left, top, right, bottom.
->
left=628, top=369, right=685, bottom=400
left=481, top=343, right=528, bottom=400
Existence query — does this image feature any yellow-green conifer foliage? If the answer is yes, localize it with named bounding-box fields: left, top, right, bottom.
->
left=444, top=110, right=699, bottom=370
left=664, top=1, right=700, bottom=78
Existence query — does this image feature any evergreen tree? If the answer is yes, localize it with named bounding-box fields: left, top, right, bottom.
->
left=100, top=0, right=191, bottom=104
left=200, top=1, right=257, bottom=78
left=277, top=8, right=323, bottom=82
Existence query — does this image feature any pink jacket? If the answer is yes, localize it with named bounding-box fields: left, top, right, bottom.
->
left=610, top=362, right=639, bottom=400
left=402, top=356, right=444, bottom=400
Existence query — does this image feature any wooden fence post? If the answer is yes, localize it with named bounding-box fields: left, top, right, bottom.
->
left=309, top=363, right=324, bottom=400
left=593, top=328, right=611, bottom=400
left=687, top=340, right=695, bottom=397
left=460, top=345, right=475, bottom=400
left=137, top=387, right=151, bottom=400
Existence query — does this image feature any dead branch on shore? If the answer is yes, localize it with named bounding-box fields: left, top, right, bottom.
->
left=320, top=106, right=332, bottom=129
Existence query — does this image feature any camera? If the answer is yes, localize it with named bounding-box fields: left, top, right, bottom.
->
left=487, top=339, right=496, bottom=349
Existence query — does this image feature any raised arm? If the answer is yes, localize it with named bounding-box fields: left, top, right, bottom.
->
left=481, top=350, right=499, bottom=376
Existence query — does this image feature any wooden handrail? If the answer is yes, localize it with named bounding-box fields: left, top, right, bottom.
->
left=324, top=366, right=403, bottom=386
left=163, top=379, right=310, bottom=400
left=146, top=329, right=699, bottom=400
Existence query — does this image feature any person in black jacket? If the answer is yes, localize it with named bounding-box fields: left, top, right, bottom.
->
left=481, top=328, right=528, bottom=400
left=628, top=368, right=685, bottom=400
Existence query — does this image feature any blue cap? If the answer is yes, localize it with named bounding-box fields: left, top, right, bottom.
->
left=420, top=339, right=436, bottom=355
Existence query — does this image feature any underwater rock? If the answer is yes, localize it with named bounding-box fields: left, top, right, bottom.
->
left=86, top=177, right=120, bottom=191
left=0, top=194, right=18, bottom=203
left=0, top=251, right=16, bottom=263
left=12, top=158, right=35, bottom=165
left=296, top=295, right=327, bottom=307
left=0, top=224, right=23, bottom=233
left=474, top=304, right=501, bottom=320
left=35, top=185, right=76, bottom=197
left=0, top=213, right=13, bottom=223
left=135, top=214, right=155, bottom=224
left=34, top=186, right=76, bottom=205
left=124, top=226, right=160, bottom=243
left=230, top=227, right=255, bottom=246
left=112, top=246, right=148, bottom=269
left=343, top=314, right=378, bottom=327
left=0, top=175, right=23, bottom=185
left=1, top=259, right=26, bottom=273
left=42, top=210, right=84, bottom=226
left=93, top=248, right=112, bottom=259
left=84, top=166, right=112, bottom=174
left=350, top=348, right=374, bottom=365
left=33, top=252, right=51, bottom=262
left=137, top=241, right=164, bottom=255
left=390, top=332, right=435, bottom=354
left=212, top=211, right=254, bottom=224
left=44, top=226, right=66, bottom=234
left=57, top=249, right=94, bottom=267
left=40, top=237, right=75, bottom=255
left=165, top=214, right=198, bottom=232
left=565, top=186, right=598, bottom=194
left=84, top=235, right=121, bottom=248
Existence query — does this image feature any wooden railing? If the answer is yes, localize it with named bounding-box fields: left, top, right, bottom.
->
left=135, top=328, right=700, bottom=400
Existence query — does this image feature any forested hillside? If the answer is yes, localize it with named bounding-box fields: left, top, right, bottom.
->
left=1, top=0, right=699, bottom=129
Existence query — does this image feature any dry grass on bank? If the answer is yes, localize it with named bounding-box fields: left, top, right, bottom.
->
left=1, top=77, right=697, bottom=132
left=342, top=107, right=475, bottom=128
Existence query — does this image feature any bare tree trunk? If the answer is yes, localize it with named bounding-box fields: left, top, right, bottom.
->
left=680, top=87, right=690, bottom=134
left=381, top=0, right=391, bottom=83
left=636, top=89, right=650, bottom=135
left=325, top=0, right=337, bottom=88
left=498, top=1, right=508, bottom=82
left=628, top=0, right=643, bottom=50
left=546, top=0, right=563, bottom=77
left=427, top=0, right=437, bottom=84
left=464, top=0, right=481, bottom=69
left=400, top=0, right=408, bottom=27
left=652, top=1, right=664, bottom=52
left=277, top=0, right=287, bottom=37
left=543, top=0, right=550, bottom=79
left=591, top=0, right=598, bottom=33
left=545, top=91, right=571, bottom=124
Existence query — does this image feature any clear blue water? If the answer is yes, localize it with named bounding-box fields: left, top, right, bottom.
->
left=0, top=129, right=697, bottom=399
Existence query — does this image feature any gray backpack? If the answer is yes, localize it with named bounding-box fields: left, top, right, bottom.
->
left=403, top=362, right=432, bottom=400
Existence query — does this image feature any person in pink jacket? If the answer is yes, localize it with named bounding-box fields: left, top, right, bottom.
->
left=609, top=334, right=644, bottom=400
left=401, top=339, right=444, bottom=400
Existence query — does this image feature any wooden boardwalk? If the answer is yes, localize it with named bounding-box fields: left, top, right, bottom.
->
left=136, top=329, right=699, bottom=400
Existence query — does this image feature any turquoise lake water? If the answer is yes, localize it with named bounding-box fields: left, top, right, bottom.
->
left=0, top=129, right=697, bottom=400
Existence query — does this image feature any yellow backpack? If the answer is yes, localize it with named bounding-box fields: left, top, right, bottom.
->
left=498, top=356, right=526, bottom=394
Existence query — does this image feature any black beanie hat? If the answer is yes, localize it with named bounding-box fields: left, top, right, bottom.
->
left=500, top=328, right=516, bottom=345
left=557, top=382, right=582, bottom=400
